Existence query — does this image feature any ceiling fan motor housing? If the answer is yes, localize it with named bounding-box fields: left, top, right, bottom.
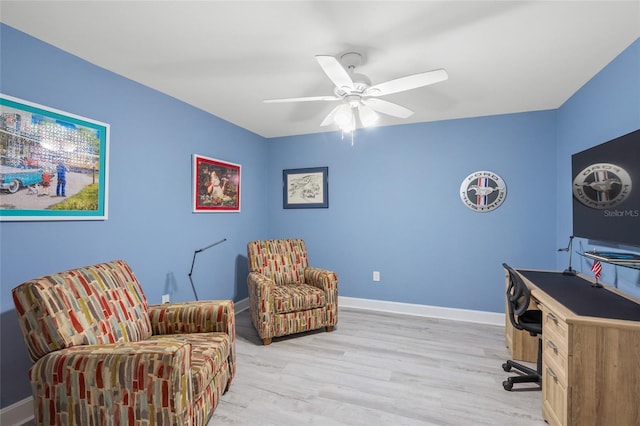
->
left=340, top=52, right=363, bottom=69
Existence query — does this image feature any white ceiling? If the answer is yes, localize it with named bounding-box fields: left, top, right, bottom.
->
left=1, top=1, right=639, bottom=139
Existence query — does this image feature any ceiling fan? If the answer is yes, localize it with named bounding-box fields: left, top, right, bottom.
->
left=264, top=52, right=448, bottom=132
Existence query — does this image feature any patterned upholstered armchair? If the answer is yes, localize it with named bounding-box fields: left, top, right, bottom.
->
left=247, top=239, right=338, bottom=345
left=12, top=260, right=235, bottom=425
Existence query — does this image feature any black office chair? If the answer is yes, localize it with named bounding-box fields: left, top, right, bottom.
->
left=502, top=263, right=543, bottom=391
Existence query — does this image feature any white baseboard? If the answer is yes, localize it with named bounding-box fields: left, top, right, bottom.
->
left=234, top=297, right=249, bottom=313
left=1, top=297, right=502, bottom=425
left=0, top=397, right=33, bottom=426
left=236, top=295, right=503, bottom=325
left=338, top=296, right=504, bottom=326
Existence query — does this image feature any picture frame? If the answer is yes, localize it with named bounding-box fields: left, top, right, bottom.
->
left=0, top=94, right=110, bottom=221
left=193, top=154, right=241, bottom=212
left=283, top=166, right=328, bottom=209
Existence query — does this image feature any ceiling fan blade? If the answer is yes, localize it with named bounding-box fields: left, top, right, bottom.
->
left=362, top=98, right=414, bottom=118
left=365, top=69, right=448, bottom=97
left=264, top=95, right=340, bottom=103
left=315, top=55, right=355, bottom=91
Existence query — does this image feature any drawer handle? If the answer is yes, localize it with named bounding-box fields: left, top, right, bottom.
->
left=547, top=340, right=558, bottom=353
left=546, top=367, right=558, bottom=382
left=546, top=312, right=559, bottom=324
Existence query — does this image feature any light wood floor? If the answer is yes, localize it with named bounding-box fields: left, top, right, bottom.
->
left=210, top=308, right=545, bottom=425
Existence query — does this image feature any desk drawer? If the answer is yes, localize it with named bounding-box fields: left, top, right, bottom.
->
left=542, top=308, right=567, bottom=344
left=543, top=319, right=568, bottom=354
left=543, top=337, right=568, bottom=387
left=543, top=363, right=567, bottom=426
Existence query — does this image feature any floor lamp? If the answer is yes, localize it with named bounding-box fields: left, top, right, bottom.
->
left=188, top=238, right=227, bottom=300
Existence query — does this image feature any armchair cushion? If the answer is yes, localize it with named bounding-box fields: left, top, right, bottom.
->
left=149, top=332, right=230, bottom=401
left=12, top=260, right=152, bottom=362
left=273, top=283, right=326, bottom=314
left=248, top=239, right=309, bottom=285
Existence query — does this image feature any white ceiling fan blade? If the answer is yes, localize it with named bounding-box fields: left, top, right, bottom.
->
left=362, top=98, right=414, bottom=118
left=264, top=95, right=340, bottom=103
left=365, top=69, right=448, bottom=97
left=315, top=55, right=355, bottom=91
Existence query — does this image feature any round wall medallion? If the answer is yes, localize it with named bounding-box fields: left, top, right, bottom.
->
left=572, top=163, right=632, bottom=209
left=460, top=171, right=507, bottom=212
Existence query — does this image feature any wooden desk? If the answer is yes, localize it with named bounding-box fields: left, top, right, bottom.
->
left=505, top=268, right=640, bottom=426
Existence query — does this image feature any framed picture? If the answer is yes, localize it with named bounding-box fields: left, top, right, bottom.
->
left=283, top=166, right=328, bottom=209
left=193, top=154, right=241, bottom=212
left=0, top=94, right=110, bottom=221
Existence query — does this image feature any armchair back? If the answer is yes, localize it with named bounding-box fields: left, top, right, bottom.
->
left=247, top=239, right=309, bottom=285
left=12, top=260, right=152, bottom=362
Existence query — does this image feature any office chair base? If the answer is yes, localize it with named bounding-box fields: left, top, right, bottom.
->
left=502, top=360, right=541, bottom=391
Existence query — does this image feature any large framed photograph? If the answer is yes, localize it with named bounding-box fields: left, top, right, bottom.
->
left=193, top=154, right=241, bottom=212
left=0, top=94, right=109, bottom=221
left=283, top=166, right=328, bottom=209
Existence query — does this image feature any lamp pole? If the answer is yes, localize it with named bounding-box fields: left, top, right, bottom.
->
left=558, top=235, right=576, bottom=276
left=188, top=238, right=227, bottom=300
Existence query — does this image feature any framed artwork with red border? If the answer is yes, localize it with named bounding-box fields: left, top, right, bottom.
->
left=192, top=154, right=240, bottom=212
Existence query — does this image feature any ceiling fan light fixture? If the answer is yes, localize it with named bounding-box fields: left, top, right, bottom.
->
left=333, top=103, right=353, bottom=127
left=336, top=105, right=356, bottom=133
left=340, top=115, right=356, bottom=133
left=358, top=105, right=379, bottom=127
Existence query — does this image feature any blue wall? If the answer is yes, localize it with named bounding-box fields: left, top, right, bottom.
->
left=1, top=23, right=638, bottom=409
left=555, top=38, right=640, bottom=295
left=267, top=111, right=558, bottom=312
left=0, top=24, right=269, bottom=407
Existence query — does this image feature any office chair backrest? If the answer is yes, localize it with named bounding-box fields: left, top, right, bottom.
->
left=502, top=263, right=532, bottom=331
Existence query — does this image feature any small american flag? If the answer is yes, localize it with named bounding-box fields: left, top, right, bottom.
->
left=591, top=260, right=602, bottom=280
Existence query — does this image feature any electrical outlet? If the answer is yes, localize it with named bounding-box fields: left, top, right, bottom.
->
left=373, top=271, right=380, bottom=282
left=162, top=294, right=170, bottom=304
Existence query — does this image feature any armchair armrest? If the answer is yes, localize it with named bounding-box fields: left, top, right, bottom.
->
left=148, top=300, right=236, bottom=379
left=29, top=340, right=192, bottom=424
left=304, top=267, right=338, bottom=297
left=305, top=267, right=338, bottom=328
left=247, top=272, right=276, bottom=340
left=247, top=272, right=275, bottom=314
left=148, top=300, right=235, bottom=335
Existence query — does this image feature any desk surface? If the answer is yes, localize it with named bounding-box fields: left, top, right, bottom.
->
left=518, top=270, right=640, bottom=322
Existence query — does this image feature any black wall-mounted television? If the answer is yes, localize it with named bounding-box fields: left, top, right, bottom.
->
left=571, top=129, right=640, bottom=248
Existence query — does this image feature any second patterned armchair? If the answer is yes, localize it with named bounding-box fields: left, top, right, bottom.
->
left=247, top=239, right=338, bottom=345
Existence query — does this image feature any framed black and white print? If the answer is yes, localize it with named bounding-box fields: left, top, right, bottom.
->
left=283, top=167, right=328, bottom=209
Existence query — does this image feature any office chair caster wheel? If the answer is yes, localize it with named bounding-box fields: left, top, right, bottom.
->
left=503, top=380, right=513, bottom=391
left=502, top=362, right=512, bottom=372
